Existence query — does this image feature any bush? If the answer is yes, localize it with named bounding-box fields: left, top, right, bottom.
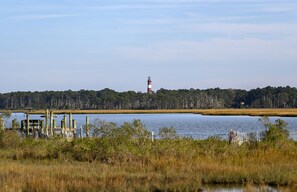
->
left=246, top=132, right=259, bottom=148
left=260, top=117, right=289, bottom=143
left=88, top=119, right=150, bottom=140
left=3, top=131, right=22, bottom=148
left=159, top=127, right=177, bottom=139
left=0, top=130, right=22, bottom=148
left=120, top=119, right=150, bottom=140
left=12, top=118, right=20, bottom=129
left=91, top=119, right=117, bottom=138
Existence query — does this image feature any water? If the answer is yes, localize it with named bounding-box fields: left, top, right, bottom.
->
left=202, top=185, right=280, bottom=192
left=5, top=113, right=297, bottom=140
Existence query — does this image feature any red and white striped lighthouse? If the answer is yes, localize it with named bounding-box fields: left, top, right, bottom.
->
left=147, top=77, right=152, bottom=94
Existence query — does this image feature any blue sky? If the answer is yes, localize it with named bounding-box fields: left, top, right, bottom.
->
left=0, top=0, right=297, bottom=93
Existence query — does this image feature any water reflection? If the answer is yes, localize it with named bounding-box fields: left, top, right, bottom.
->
left=202, top=185, right=279, bottom=192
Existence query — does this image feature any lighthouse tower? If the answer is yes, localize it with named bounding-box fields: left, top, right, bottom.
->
left=147, top=77, right=152, bottom=94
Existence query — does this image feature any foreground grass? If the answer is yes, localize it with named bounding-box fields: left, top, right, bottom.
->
left=0, top=131, right=297, bottom=191
left=5, top=108, right=297, bottom=117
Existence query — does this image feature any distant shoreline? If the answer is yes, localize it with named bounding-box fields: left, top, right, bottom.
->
left=2, top=108, right=297, bottom=117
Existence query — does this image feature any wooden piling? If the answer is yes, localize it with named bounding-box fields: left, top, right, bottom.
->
left=40, top=120, right=44, bottom=137
left=80, top=126, right=83, bottom=138
left=151, top=131, right=154, bottom=142
left=63, top=114, right=67, bottom=136
left=86, top=116, right=89, bottom=138
left=61, top=120, right=65, bottom=137
left=50, top=111, right=54, bottom=136
left=69, top=113, right=73, bottom=130
left=49, top=111, right=52, bottom=130
left=72, top=119, right=77, bottom=136
left=45, top=109, right=49, bottom=136
left=53, top=119, right=56, bottom=135
left=26, top=114, right=30, bottom=136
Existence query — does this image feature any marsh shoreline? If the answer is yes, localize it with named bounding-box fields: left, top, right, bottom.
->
left=2, top=108, right=297, bottom=117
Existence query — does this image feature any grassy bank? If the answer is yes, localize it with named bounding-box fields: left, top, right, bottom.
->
left=0, top=130, right=297, bottom=191
left=4, top=108, right=297, bottom=117
left=194, top=108, right=297, bottom=117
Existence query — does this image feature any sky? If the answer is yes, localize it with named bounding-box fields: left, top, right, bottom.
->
left=0, top=0, right=297, bottom=93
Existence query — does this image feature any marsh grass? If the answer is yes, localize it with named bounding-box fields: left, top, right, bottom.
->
left=0, top=118, right=296, bottom=191
left=0, top=131, right=296, bottom=191
left=6, top=108, right=296, bottom=117
left=194, top=108, right=297, bottom=117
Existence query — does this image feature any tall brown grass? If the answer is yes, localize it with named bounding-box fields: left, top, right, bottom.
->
left=0, top=128, right=297, bottom=191
left=16, top=108, right=297, bottom=117
left=0, top=118, right=296, bottom=191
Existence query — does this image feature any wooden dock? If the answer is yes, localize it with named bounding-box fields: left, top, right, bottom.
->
left=1, top=109, right=91, bottom=138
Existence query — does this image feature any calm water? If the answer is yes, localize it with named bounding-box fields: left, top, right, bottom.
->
left=6, top=113, right=297, bottom=140
left=202, top=185, right=280, bottom=192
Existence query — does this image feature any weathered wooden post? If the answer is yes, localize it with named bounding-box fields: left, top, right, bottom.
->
left=40, top=120, right=44, bottom=128
left=86, top=116, right=89, bottom=138
left=80, top=125, right=83, bottom=138
left=40, top=120, right=44, bottom=137
left=49, top=111, right=52, bottom=130
left=72, top=119, right=77, bottom=137
left=151, top=131, right=154, bottom=142
left=61, top=120, right=64, bottom=137
left=26, top=114, right=30, bottom=136
left=53, top=119, right=56, bottom=135
left=50, top=111, right=54, bottom=136
left=69, top=113, right=73, bottom=130
left=45, top=109, right=49, bottom=136
left=63, top=114, right=67, bottom=136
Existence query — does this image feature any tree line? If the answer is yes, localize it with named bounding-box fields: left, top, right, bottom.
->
left=0, top=86, right=296, bottom=110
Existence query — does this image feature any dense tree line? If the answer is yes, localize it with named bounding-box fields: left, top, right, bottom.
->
left=0, top=86, right=296, bottom=110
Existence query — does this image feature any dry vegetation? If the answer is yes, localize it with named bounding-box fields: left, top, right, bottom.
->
left=0, top=126, right=297, bottom=191
left=194, top=108, right=297, bottom=117
left=10, top=108, right=297, bottom=117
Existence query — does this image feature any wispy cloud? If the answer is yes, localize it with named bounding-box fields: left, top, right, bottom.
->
left=184, top=23, right=297, bottom=36
left=1, top=0, right=297, bottom=91
left=114, top=37, right=297, bottom=64
left=104, top=21, right=297, bottom=38
left=260, top=3, right=297, bottom=13
left=184, top=13, right=267, bottom=23
left=9, top=13, right=78, bottom=22
left=81, top=3, right=195, bottom=11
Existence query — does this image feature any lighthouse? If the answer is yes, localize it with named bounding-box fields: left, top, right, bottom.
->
left=147, top=77, right=152, bottom=94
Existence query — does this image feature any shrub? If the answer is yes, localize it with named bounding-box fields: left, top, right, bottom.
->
left=2, top=131, right=22, bottom=148
left=159, top=127, right=177, bottom=139
left=88, top=119, right=150, bottom=140
left=246, top=132, right=259, bottom=148
left=118, top=119, right=150, bottom=140
left=91, top=119, right=117, bottom=138
left=260, top=117, right=289, bottom=143
left=0, top=130, right=22, bottom=148
left=12, top=118, right=20, bottom=129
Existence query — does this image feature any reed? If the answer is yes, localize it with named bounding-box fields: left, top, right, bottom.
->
left=194, top=108, right=297, bottom=117
left=4, top=108, right=296, bottom=117
left=0, top=118, right=296, bottom=191
left=0, top=130, right=297, bottom=191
